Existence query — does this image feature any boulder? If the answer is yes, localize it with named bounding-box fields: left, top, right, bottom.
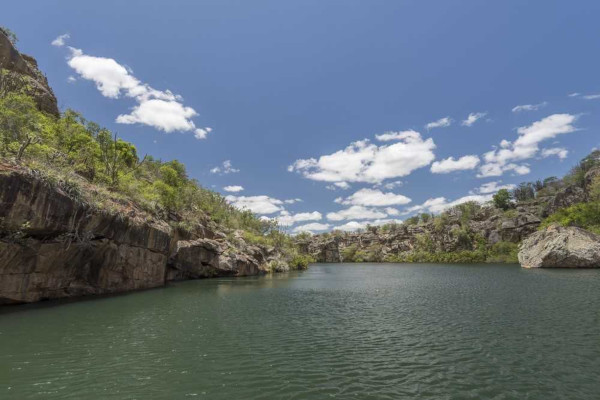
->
left=167, top=238, right=264, bottom=280
left=518, top=225, right=600, bottom=268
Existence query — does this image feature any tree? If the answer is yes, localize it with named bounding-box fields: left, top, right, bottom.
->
left=493, top=189, right=512, bottom=211
left=0, top=93, right=46, bottom=161
left=512, top=182, right=535, bottom=202
left=96, top=130, right=140, bottom=187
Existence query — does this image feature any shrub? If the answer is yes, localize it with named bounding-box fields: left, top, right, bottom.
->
left=493, top=189, right=512, bottom=210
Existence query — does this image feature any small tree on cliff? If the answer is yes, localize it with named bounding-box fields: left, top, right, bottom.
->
left=493, top=189, right=512, bottom=211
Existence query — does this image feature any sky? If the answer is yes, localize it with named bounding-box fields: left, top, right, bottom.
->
left=3, top=0, right=600, bottom=233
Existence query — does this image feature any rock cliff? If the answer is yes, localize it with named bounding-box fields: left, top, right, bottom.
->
left=0, top=168, right=284, bottom=304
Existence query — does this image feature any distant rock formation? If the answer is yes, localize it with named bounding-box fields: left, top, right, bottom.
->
left=299, top=203, right=543, bottom=263
left=518, top=225, right=600, bottom=268
left=0, top=30, right=59, bottom=116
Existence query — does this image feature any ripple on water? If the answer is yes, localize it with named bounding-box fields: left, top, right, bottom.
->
left=0, top=264, right=599, bottom=399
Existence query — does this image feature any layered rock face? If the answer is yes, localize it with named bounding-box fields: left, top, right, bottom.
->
left=0, top=31, right=59, bottom=116
left=0, top=169, right=278, bottom=304
left=0, top=170, right=172, bottom=304
left=518, top=225, right=600, bottom=268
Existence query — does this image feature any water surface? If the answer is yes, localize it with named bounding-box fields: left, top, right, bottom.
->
left=1, top=263, right=599, bottom=399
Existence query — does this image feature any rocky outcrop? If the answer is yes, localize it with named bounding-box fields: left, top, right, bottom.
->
left=0, top=31, right=59, bottom=116
left=308, top=236, right=342, bottom=263
left=167, top=238, right=263, bottom=280
left=518, top=225, right=600, bottom=268
left=545, top=186, right=587, bottom=216
left=0, top=169, right=277, bottom=305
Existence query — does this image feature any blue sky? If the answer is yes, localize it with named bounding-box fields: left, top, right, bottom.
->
left=4, top=1, right=600, bottom=232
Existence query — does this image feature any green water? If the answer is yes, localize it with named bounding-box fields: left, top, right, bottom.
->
left=1, top=264, right=599, bottom=399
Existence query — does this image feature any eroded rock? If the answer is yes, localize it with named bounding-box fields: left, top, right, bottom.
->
left=518, top=225, right=600, bottom=268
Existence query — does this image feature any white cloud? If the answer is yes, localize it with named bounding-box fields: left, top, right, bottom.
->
left=210, top=160, right=239, bottom=174
left=223, top=185, right=244, bottom=193
left=293, top=222, right=331, bottom=234
left=67, top=76, right=76, bottom=83
left=385, top=207, right=400, bottom=216
left=511, top=101, right=547, bottom=113
left=473, top=181, right=516, bottom=194
left=225, top=195, right=283, bottom=214
left=568, top=93, right=580, bottom=97
left=426, top=117, right=452, bottom=130
left=326, top=181, right=351, bottom=190
left=194, top=127, right=212, bottom=140
left=116, top=99, right=199, bottom=132
left=327, top=205, right=388, bottom=221
left=462, top=112, right=487, bottom=127
left=289, top=131, right=435, bottom=184
left=51, top=33, right=70, bottom=47
left=541, top=147, right=568, bottom=159
left=275, top=211, right=322, bottom=226
left=64, top=46, right=208, bottom=137
left=404, top=194, right=493, bottom=215
left=430, top=155, right=480, bottom=174
left=582, top=94, right=600, bottom=100
left=334, top=218, right=402, bottom=232
left=337, top=188, right=411, bottom=207
left=284, top=198, right=302, bottom=204
left=381, top=180, right=403, bottom=190
left=375, top=130, right=420, bottom=142
left=478, top=114, right=577, bottom=177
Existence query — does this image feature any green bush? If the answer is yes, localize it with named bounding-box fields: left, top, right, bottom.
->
left=289, top=254, right=314, bottom=270
left=541, top=201, right=600, bottom=234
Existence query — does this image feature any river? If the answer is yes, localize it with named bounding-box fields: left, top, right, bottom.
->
left=1, top=263, right=599, bottom=399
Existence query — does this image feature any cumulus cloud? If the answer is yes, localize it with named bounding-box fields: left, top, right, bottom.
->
left=478, top=114, right=577, bottom=177
left=210, top=160, right=239, bottom=174
left=326, top=206, right=389, bottom=221
left=67, top=76, right=77, bottom=83
left=334, top=219, right=402, bottom=232
left=511, top=102, right=547, bottom=113
left=51, top=33, right=70, bottom=47
left=461, top=112, right=487, bottom=127
left=63, top=45, right=210, bottom=137
left=430, top=155, right=480, bottom=174
left=541, top=147, right=568, bottom=159
left=375, top=130, right=420, bottom=142
left=472, top=181, right=516, bottom=194
left=404, top=194, right=493, bottom=215
left=293, top=222, right=331, bottom=234
left=289, top=131, right=435, bottom=184
left=381, top=180, right=403, bottom=190
left=225, top=195, right=284, bottom=214
left=425, top=117, right=452, bottom=130
left=326, top=181, right=351, bottom=190
left=194, top=127, right=212, bottom=140
left=582, top=94, right=600, bottom=100
left=274, top=211, right=322, bottom=226
left=223, top=185, right=244, bottom=193
left=337, top=188, right=411, bottom=207
left=284, top=198, right=303, bottom=204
